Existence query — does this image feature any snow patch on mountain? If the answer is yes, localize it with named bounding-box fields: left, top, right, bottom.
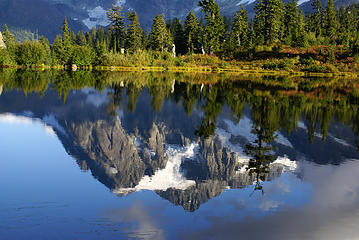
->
left=236, top=0, right=256, bottom=6
left=82, top=6, right=110, bottom=29
left=221, top=117, right=293, bottom=148
left=43, top=114, right=67, bottom=136
left=113, top=143, right=198, bottom=195
left=329, top=135, right=351, bottom=147
left=272, top=156, right=298, bottom=171
left=298, top=0, right=311, bottom=5
left=215, top=128, right=246, bottom=156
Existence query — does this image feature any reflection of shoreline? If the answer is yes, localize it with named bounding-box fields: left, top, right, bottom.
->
left=0, top=76, right=358, bottom=212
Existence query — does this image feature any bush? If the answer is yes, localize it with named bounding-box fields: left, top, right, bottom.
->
left=278, top=58, right=294, bottom=71
left=325, top=45, right=336, bottom=63
left=299, top=56, right=314, bottom=65
left=130, top=50, right=153, bottom=66
left=304, top=62, right=338, bottom=73
left=183, top=54, right=220, bottom=67
left=71, top=45, right=96, bottom=66
left=262, top=60, right=277, bottom=70
left=102, top=52, right=128, bottom=66
left=175, top=57, right=185, bottom=67
left=219, top=61, right=228, bottom=69
left=15, top=40, right=50, bottom=67
left=0, top=48, right=16, bottom=66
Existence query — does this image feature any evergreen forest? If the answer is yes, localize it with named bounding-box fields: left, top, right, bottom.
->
left=1, top=0, right=359, bottom=74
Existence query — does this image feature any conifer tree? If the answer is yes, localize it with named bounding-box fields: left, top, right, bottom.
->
left=284, top=0, right=306, bottom=46
left=52, top=17, right=74, bottom=65
left=337, top=5, right=358, bottom=48
left=149, top=14, right=173, bottom=51
left=198, top=0, right=225, bottom=54
left=96, top=27, right=105, bottom=43
left=173, top=18, right=186, bottom=55
left=62, top=17, right=72, bottom=47
left=231, top=6, right=248, bottom=49
left=184, top=11, right=201, bottom=54
left=254, top=0, right=284, bottom=45
left=2, top=24, right=16, bottom=49
left=310, top=0, right=323, bottom=37
left=126, top=10, right=143, bottom=53
left=323, top=0, right=337, bottom=40
left=107, top=5, right=126, bottom=52
left=76, top=31, right=87, bottom=46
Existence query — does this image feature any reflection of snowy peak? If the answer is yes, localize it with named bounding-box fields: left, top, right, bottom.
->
left=0, top=85, right=357, bottom=211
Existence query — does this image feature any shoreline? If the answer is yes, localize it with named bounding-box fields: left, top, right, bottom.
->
left=1, top=65, right=358, bottom=78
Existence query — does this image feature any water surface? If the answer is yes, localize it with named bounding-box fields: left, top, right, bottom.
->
left=0, top=70, right=358, bottom=240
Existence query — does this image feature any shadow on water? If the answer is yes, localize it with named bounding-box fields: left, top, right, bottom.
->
left=0, top=69, right=358, bottom=211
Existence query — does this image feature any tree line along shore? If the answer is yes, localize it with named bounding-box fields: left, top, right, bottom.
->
left=1, top=0, right=359, bottom=75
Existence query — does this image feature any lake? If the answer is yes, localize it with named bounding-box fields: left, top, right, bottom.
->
left=0, top=70, right=358, bottom=240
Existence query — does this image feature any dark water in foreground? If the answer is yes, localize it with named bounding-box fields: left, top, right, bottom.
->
left=0, top=70, right=359, bottom=240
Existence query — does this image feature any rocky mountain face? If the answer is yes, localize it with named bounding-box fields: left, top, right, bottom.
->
left=1, top=0, right=357, bottom=40
left=60, top=115, right=287, bottom=211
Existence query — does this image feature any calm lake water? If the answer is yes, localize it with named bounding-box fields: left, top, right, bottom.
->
left=0, top=70, right=358, bottom=240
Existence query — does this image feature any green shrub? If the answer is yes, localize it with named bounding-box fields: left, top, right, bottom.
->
left=102, top=52, right=128, bottom=66
left=219, top=61, right=228, bottom=69
left=130, top=50, right=153, bottom=66
left=15, top=40, right=50, bottom=66
left=299, top=56, right=314, bottom=65
left=262, top=60, right=277, bottom=70
left=0, top=48, right=16, bottom=66
left=325, top=45, right=336, bottom=63
left=304, top=62, right=338, bottom=73
left=175, top=57, right=185, bottom=67
left=278, top=58, right=294, bottom=71
left=71, top=45, right=96, bottom=66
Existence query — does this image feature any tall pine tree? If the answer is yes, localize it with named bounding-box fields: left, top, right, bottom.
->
left=184, top=11, right=201, bottom=54
left=173, top=18, right=186, bottom=55
left=52, top=17, right=74, bottom=65
left=231, top=6, right=248, bottom=49
left=107, top=5, right=126, bottom=52
left=198, top=0, right=225, bottom=54
left=254, top=0, right=284, bottom=45
left=149, top=14, right=173, bottom=52
left=126, top=10, right=143, bottom=53
left=284, top=0, right=306, bottom=46
left=323, top=0, right=337, bottom=40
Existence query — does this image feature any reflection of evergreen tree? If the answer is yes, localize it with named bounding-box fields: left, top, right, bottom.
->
left=147, top=75, right=172, bottom=111
left=52, top=71, right=100, bottom=102
left=107, top=83, right=125, bottom=116
left=245, top=96, right=278, bottom=193
left=126, top=82, right=142, bottom=113
left=195, top=85, right=224, bottom=138
left=14, top=70, right=50, bottom=96
left=172, top=81, right=201, bottom=116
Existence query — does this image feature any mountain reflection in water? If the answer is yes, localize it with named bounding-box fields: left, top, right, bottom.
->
left=0, top=69, right=358, bottom=239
